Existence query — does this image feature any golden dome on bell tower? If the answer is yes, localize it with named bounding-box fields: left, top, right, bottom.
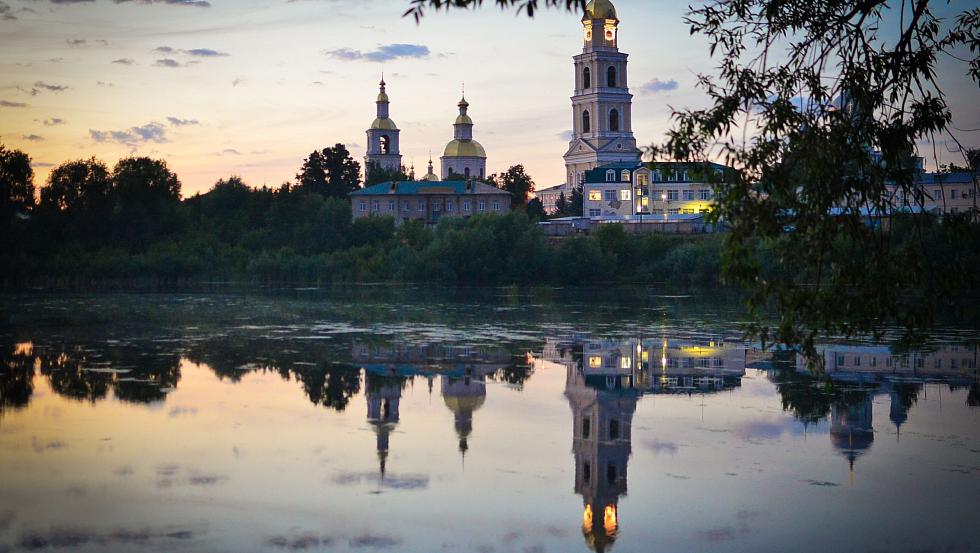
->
left=583, top=0, right=617, bottom=21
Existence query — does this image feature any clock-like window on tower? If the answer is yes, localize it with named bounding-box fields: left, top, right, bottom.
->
left=609, top=109, right=620, bottom=132
left=380, top=135, right=390, bottom=155
left=582, top=110, right=591, bottom=133
left=607, top=66, right=616, bottom=88
left=583, top=67, right=591, bottom=89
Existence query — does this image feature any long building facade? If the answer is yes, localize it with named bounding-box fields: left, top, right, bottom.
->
left=350, top=180, right=511, bottom=225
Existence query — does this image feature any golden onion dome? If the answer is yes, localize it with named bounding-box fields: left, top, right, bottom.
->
left=377, top=91, right=389, bottom=102
left=455, top=114, right=474, bottom=125
left=443, top=394, right=486, bottom=414
left=443, top=139, right=486, bottom=158
left=421, top=171, right=440, bottom=182
left=457, top=96, right=469, bottom=108
left=582, top=0, right=617, bottom=21
left=370, top=117, right=398, bottom=130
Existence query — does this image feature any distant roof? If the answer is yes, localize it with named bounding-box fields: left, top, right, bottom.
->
left=536, top=183, right=566, bottom=193
left=917, top=171, right=977, bottom=185
left=351, top=180, right=509, bottom=196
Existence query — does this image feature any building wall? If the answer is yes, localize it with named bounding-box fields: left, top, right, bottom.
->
left=441, top=156, right=487, bottom=181
left=352, top=192, right=511, bottom=225
left=887, top=177, right=978, bottom=215
left=583, top=166, right=719, bottom=219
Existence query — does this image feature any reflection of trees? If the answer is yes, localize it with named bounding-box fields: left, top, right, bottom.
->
left=768, top=369, right=832, bottom=423
left=0, top=344, right=35, bottom=415
left=38, top=346, right=113, bottom=402
left=186, top=337, right=364, bottom=412
left=489, top=358, right=534, bottom=390
left=890, top=382, right=919, bottom=411
left=296, top=364, right=362, bottom=411
left=3, top=341, right=182, bottom=405
left=110, top=347, right=181, bottom=404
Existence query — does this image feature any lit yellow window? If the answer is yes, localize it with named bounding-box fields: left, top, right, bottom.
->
left=619, top=190, right=631, bottom=201
left=588, top=191, right=602, bottom=201
left=620, top=356, right=631, bottom=369
left=589, top=356, right=602, bottom=368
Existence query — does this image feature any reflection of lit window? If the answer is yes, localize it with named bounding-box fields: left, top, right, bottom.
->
left=604, top=505, right=618, bottom=537
left=589, top=190, right=602, bottom=201
left=619, top=190, right=631, bottom=201
left=620, top=356, right=631, bottom=369
left=589, top=356, right=602, bottom=368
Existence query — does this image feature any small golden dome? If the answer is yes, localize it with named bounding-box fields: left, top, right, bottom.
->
left=377, top=91, right=389, bottom=102
left=443, top=139, right=486, bottom=158
left=370, top=117, right=397, bottom=130
left=583, top=0, right=617, bottom=21
left=455, top=114, right=474, bottom=125
left=457, top=96, right=469, bottom=109
left=421, top=171, right=440, bottom=182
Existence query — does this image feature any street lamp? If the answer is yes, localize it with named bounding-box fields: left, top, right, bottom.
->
left=661, top=192, right=668, bottom=220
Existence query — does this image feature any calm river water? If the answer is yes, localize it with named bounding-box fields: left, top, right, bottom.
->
left=0, top=290, right=977, bottom=553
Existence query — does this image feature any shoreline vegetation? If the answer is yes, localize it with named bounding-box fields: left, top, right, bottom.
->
left=1, top=147, right=729, bottom=289
left=2, top=148, right=978, bottom=302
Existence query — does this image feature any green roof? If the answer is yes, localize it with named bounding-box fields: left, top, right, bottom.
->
left=351, top=180, right=509, bottom=196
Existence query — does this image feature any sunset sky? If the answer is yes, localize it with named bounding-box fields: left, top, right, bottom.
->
left=1, top=0, right=977, bottom=196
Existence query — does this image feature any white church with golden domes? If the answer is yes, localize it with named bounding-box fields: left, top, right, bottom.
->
left=363, top=80, right=487, bottom=182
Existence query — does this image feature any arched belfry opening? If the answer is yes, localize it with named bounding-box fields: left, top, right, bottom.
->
left=583, top=67, right=591, bottom=89
left=380, top=135, right=390, bottom=155
left=607, top=66, right=617, bottom=88
left=583, top=110, right=591, bottom=133
left=609, top=109, right=619, bottom=132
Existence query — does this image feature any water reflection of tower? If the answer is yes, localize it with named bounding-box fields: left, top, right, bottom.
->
left=442, top=371, right=487, bottom=459
left=366, top=373, right=403, bottom=479
left=829, top=390, right=874, bottom=475
left=565, top=359, right=639, bottom=552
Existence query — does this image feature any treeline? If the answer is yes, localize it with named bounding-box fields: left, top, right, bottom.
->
left=0, top=143, right=724, bottom=287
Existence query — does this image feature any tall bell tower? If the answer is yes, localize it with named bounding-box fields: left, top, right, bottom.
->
left=365, top=78, right=403, bottom=176
left=563, top=0, right=640, bottom=189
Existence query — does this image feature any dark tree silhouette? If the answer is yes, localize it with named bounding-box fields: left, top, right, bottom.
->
left=297, top=144, right=361, bottom=198
left=0, top=143, right=34, bottom=219
left=492, top=164, right=535, bottom=208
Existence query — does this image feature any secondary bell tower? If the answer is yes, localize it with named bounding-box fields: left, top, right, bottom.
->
left=365, top=78, right=403, bottom=175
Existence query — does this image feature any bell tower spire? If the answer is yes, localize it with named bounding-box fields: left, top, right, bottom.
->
left=563, top=0, right=639, bottom=190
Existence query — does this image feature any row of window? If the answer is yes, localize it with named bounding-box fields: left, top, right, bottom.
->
left=835, top=355, right=977, bottom=370
left=582, top=108, right=619, bottom=133
left=588, top=188, right=713, bottom=201
left=581, top=416, right=621, bottom=441
left=586, top=355, right=726, bottom=369
left=358, top=198, right=500, bottom=214
left=582, top=65, right=618, bottom=89
left=602, top=168, right=724, bottom=183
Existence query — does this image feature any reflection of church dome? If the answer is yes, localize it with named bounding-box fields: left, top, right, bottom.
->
left=830, top=394, right=874, bottom=470
left=442, top=394, right=486, bottom=414
left=442, top=376, right=486, bottom=454
left=583, top=0, right=617, bottom=21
